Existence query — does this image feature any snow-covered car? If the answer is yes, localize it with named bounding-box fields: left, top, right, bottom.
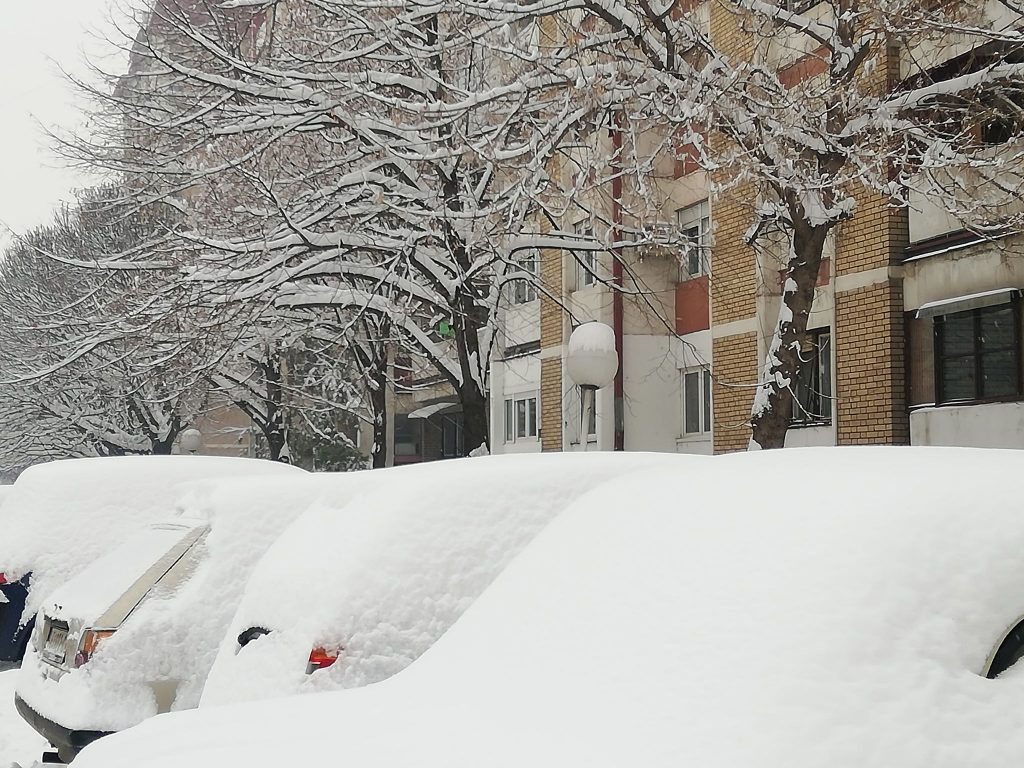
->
left=74, top=447, right=1024, bottom=768
left=12, top=469, right=338, bottom=764
left=15, top=520, right=208, bottom=761
left=199, top=452, right=689, bottom=707
left=0, top=456, right=300, bottom=664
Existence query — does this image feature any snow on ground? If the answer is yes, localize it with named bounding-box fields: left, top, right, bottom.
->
left=200, top=452, right=690, bottom=706
left=0, top=669, right=45, bottom=767
left=0, top=457, right=304, bottom=624
left=74, top=447, right=1024, bottom=768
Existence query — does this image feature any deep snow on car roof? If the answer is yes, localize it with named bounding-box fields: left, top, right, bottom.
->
left=74, top=447, right=1024, bottom=768
left=0, top=456, right=304, bottom=621
left=201, top=451, right=693, bottom=705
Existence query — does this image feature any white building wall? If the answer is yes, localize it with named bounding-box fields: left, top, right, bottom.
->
left=622, top=335, right=683, bottom=454
left=911, top=403, right=1024, bottom=449
left=489, top=294, right=542, bottom=454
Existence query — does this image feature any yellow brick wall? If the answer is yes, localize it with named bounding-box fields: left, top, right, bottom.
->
left=834, top=280, right=909, bottom=445
left=540, top=357, right=563, bottom=451
left=712, top=332, right=758, bottom=453
left=708, top=3, right=757, bottom=328
left=836, top=186, right=909, bottom=275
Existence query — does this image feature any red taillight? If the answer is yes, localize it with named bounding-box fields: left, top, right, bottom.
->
left=307, top=647, right=339, bottom=672
left=74, top=629, right=115, bottom=668
left=0, top=573, right=7, bottom=585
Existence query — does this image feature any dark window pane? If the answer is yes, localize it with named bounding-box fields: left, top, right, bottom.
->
left=980, top=305, right=1015, bottom=350
left=819, top=332, right=832, bottom=403
left=504, top=399, right=513, bottom=442
left=941, top=313, right=975, bottom=356
left=794, top=350, right=816, bottom=419
left=516, top=399, right=527, bottom=438
left=527, top=398, right=538, bottom=437
left=941, top=356, right=977, bottom=401
left=703, top=370, right=711, bottom=432
left=982, top=350, right=1018, bottom=397
left=684, top=372, right=700, bottom=433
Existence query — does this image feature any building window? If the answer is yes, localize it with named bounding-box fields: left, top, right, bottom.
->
left=574, top=222, right=598, bottom=288
left=790, top=328, right=832, bottom=424
left=676, top=200, right=710, bottom=281
left=504, top=394, right=539, bottom=442
left=935, top=301, right=1021, bottom=404
left=511, top=250, right=539, bottom=305
left=394, top=414, right=421, bottom=457
left=682, top=368, right=712, bottom=435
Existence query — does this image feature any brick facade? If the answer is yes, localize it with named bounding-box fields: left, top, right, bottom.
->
left=540, top=356, right=563, bottom=451
left=834, top=279, right=909, bottom=444
left=538, top=203, right=565, bottom=451
left=834, top=163, right=910, bottom=444
left=712, top=332, right=758, bottom=453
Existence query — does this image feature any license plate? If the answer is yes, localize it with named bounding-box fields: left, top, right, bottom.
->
left=43, top=626, right=67, bottom=663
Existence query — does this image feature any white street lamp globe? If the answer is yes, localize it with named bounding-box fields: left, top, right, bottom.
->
left=566, top=322, right=618, bottom=389
left=179, top=429, right=204, bottom=454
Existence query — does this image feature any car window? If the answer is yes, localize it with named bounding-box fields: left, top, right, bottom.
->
left=986, top=617, right=1024, bottom=678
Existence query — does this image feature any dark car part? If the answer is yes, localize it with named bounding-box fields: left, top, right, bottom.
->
left=987, top=616, right=1024, bottom=678
left=237, top=626, right=271, bottom=649
left=15, top=694, right=111, bottom=764
left=0, top=573, right=33, bottom=662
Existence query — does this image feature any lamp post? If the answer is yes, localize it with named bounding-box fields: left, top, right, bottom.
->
left=565, top=322, right=619, bottom=451
left=179, top=429, right=203, bottom=455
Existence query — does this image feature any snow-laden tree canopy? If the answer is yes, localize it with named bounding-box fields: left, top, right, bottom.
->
left=51, top=0, right=1024, bottom=452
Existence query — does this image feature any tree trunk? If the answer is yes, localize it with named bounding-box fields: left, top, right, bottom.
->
left=458, top=378, right=489, bottom=456
left=369, top=369, right=389, bottom=469
left=263, top=349, right=291, bottom=462
left=266, top=417, right=289, bottom=462
left=749, top=222, right=830, bottom=450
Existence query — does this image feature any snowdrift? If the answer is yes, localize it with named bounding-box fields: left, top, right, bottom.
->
left=15, top=470, right=341, bottom=733
left=0, top=457, right=303, bottom=623
left=76, top=447, right=1024, bottom=768
left=201, top=452, right=690, bottom=705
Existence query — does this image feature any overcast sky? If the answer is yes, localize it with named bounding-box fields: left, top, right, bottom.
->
left=0, top=1, right=126, bottom=243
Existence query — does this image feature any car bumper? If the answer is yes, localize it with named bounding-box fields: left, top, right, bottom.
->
left=14, top=694, right=110, bottom=761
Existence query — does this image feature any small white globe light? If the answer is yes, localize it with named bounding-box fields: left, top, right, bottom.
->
left=179, top=429, right=204, bottom=454
left=566, top=322, right=618, bottom=389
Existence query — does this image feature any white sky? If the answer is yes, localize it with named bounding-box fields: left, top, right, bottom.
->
left=0, top=1, right=125, bottom=243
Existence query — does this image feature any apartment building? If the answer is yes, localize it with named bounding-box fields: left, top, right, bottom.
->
left=490, top=1, right=1024, bottom=455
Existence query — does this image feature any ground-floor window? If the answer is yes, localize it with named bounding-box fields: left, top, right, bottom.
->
left=790, top=328, right=832, bottom=425
left=935, top=300, right=1022, bottom=404
left=682, top=367, right=712, bottom=435
left=504, top=394, right=539, bottom=442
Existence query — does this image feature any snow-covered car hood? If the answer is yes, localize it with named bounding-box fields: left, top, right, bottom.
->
left=0, top=456, right=304, bottom=623
left=199, top=452, right=693, bottom=706
left=76, top=447, right=1024, bottom=768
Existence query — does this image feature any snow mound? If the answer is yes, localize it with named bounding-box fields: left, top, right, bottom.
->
left=0, top=669, right=46, bottom=768
left=0, top=456, right=303, bottom=623
left=76, top=447, right=1024, bottom=768
left=200, top=452, right=687, bottom=706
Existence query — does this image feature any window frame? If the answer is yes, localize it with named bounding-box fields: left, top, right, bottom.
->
left=503, top=393, right=540, bottom=443
left=574, top=222, right=599, bottom=289
left=789, top=327, right=833, bottom=427
left=511, top=250, right=539, bottom=305
left=676, top=200, right=711, bottom=282
left=933, top=298, right=1023, bottom=406
left=681, top=367, right=713, bottom=437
